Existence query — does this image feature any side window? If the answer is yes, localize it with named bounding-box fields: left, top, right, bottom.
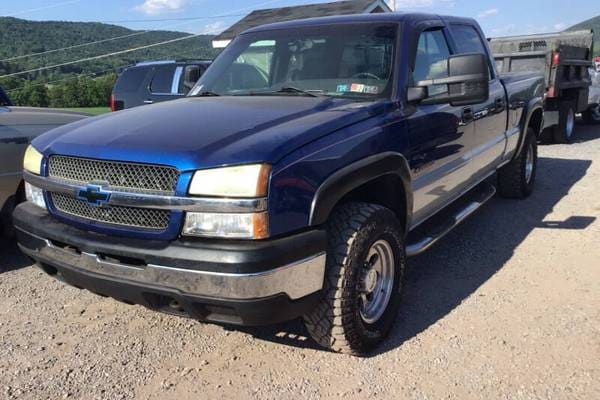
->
left=177, top=65, right=206, bottom=94
left=450, top=24, right=494, bottom=78
left=413, top=29, right=451, bottom=95
left=150, top=65, right=176, bottom=94
left=114, top=67, right=150, bottom=94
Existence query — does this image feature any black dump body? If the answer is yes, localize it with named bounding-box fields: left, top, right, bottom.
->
left=489, top=30, right=593, bottom=112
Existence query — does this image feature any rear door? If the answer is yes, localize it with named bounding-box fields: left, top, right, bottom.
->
left=113, top=66, right=152, bottom=110
left=146, top=64, right=184, bottom=105
left=408, top=27, right=476, bottom=226
left=449, top=24, right=508, bottom=178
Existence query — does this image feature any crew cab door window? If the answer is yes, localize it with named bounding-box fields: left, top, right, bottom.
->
left=413, top=29, right=451, bottom=95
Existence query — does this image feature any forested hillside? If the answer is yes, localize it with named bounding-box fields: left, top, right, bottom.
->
left=0, top=17, right=219, bottom=107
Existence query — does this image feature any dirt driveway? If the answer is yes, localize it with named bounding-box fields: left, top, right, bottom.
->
left=1, top=124, right=599, bottom=400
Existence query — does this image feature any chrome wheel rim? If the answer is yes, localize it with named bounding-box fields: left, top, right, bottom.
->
left=359, top=239, right=395, bottom=324
left=566, top=108, right=575, bottom=138
left=525, top=142, right=534, bottom=184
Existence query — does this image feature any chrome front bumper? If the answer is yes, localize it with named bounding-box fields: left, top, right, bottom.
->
left=17, top=227, right=327, bottom=301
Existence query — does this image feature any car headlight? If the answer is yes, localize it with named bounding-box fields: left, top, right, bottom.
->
left=25, top=182, right=46, bottom=209
left=184, top=164, right=271, bottom=239
left=183, top=212, right=268, bottom=239
left=188, top=164, right=270, bottom=197
left=23, top=145, right=43, bottom=175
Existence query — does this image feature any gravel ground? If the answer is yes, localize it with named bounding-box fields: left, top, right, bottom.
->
left=1, top=123, right=599, bottom=400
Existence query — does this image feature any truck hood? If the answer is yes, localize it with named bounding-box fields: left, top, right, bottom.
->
left=33, top=96, right=380, bottom=171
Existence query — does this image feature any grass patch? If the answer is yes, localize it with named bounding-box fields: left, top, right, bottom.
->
left=60, top=107, right=111, bottom=116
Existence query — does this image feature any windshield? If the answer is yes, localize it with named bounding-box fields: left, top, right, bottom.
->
left=191, top=23, right=398, bottom=99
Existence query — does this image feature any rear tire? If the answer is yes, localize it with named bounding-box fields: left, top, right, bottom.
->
left=552, top=101, right=576, bottom=143
left=303, top=202, right=405, bottom=355
left=582, top=104, right=600, bottom=125
left=497, top=128, right=537, bottom=199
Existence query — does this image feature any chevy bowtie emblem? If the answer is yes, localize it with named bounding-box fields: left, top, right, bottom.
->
left=77, top=184, right=111, bottom=206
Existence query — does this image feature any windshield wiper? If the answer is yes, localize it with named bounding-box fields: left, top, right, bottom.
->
left=276, top=86, right=324, bottom=97
left=243, top=87, right=325, bottom=98
left=194, top=91, right=220, bottom=97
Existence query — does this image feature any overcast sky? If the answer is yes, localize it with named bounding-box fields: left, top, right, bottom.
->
left=2, top=0, right=598, bottom=37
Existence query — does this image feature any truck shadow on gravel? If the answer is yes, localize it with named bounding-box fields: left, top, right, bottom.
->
left=239, top=156, right=593, bottom=355
left=0, top=237, right=31, bottom=274
left=571, top=122, right=600, bottom=144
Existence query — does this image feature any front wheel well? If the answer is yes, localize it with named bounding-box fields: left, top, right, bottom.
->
left=335, top=174, right=408, bottom=234
left=528, top=107, right=544, bottom=137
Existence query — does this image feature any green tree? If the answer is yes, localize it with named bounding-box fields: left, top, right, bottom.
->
left=61, top=78, right=83, bottom=107
left=12, top=81, right=48, bottom=107
left=48, top=84, right=65, bottom=108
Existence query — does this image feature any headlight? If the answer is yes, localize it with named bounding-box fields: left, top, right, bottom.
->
left=183, top=212, right=268, bottom=239
left=188, top=164, right=270, bottom=197
left=25, top=182, right=46, bottom=209
left=23, top=145, right=43, bottom=175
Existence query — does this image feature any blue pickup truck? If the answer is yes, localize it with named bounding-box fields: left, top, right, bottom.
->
left=14, top=13, right=544, bottom=355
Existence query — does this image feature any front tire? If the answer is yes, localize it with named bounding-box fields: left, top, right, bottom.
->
left=303, top=203, right=405, bottom=355
left=497, top=127, right=537, bottom=199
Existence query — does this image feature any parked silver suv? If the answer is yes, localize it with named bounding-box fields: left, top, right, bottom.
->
left=0, top=101, right=89, bottom=236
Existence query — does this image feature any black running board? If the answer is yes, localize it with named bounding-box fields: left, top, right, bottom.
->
left=406, top=182, right=496, bottom=257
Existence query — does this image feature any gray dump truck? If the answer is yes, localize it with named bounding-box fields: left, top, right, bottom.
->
left=489, top=30, right=596, bottom=142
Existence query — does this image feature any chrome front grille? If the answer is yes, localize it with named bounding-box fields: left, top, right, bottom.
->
left=51, top=193, right=171, bottom=230
left=46, top=155, right=178, bottom=231
left=48, top=156, right=179, bottom=194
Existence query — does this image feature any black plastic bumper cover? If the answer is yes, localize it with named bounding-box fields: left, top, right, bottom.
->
left=13, top=202, right=327, bottom=326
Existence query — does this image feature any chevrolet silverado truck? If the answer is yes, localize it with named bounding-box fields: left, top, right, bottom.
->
left=13, top=13, right=544, bottom=355
left=0, top=90, right=89, bottom=236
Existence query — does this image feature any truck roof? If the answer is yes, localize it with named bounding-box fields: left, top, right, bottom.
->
left=242, top=12, right=477, bottom=35
left=134, top=60, right=212, bottom=67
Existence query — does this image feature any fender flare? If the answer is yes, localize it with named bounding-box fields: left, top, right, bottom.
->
left=308, top=152, right=413, bottom=233
left=515, top=97, right=544, bottom=157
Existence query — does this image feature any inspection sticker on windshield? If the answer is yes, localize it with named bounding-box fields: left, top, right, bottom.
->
left=350, top=83, right=365, bottom=93
left=349, top=83, right=379, bottom=94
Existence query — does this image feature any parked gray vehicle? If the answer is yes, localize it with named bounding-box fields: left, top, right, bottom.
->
left=489, top=30, right=595, bottom=142
left=0, top=99, right=89, bottom=236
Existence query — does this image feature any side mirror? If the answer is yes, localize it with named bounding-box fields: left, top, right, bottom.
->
left=183, top=65, right=201, bottom=92
left=408, top=53, right=490, bottom=106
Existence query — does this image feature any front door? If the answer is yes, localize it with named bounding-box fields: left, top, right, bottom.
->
left=449, top=24, right=508, bottom=178
left=407, top=28, right=475, bottom=227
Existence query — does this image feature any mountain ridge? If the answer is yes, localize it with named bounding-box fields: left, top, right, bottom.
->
left=0, top=17, right=219, bottom=88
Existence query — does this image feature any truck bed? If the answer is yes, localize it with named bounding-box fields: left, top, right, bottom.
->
left=489, top=30, right=593, bottom=93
